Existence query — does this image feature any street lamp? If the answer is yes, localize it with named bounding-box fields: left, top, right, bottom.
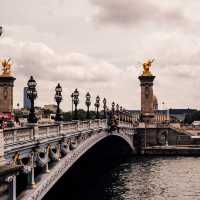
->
left=112, top=102, right=115, bottom=114
left=70, top=92, right=74, bottom=121
left=0, top=26, right=3, bottom=37
left=85, top=92, right=91, bottom=119
left=125, top=110, right=128, bottom=122
left=73, top=88, right=79, bottom=120
left=94, top=96, right=100, bottom=119
left=54, top=83, right=63, bottom=122
left=123, top=108, right=126, bottom=122
left=116, top=104, right=119, bottom=119
left=119, top=106, right=123, bottom=121
left=27, top=76, right=38, bottom=123
left=103, top=98, right=107, bottom=119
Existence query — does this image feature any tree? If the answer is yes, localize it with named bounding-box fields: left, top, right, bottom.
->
left=184, top=110, right=200, bottom=124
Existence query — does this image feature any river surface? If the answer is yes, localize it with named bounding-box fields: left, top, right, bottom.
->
left=83, top=156, right=200, bottom=200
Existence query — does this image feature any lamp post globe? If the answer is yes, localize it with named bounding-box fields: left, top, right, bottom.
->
left=95, top=96, right=100, bottom=119
left=73, top=88, right=79, bottom=120
left=27, top=76, right=38, bottom=124
left=54, top=83, right=63, bottom=122
left=103, top=98, right=107, bottom=118
left=85, top=92, right=91, bottom=119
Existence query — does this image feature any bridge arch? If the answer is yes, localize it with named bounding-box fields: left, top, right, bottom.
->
left=19, top=130, right=134, bottom=200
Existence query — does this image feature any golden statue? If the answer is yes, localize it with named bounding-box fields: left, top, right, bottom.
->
left=0, top=58, right=13, bottom=76
left=142, top=59, right=154, bottom=76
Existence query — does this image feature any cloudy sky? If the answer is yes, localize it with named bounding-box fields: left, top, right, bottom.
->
left=1, top=0, right=200, bottom=111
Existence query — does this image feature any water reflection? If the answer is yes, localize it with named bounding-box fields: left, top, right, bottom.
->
left=102, top=156, right=200, bottom=200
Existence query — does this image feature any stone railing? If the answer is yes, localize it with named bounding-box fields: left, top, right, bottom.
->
left=38, top=124, right=60, bottom=139
left=3, top=119, right=133, bottom=148
left=118, top=121, right=134, bottom=128
left=61, top=122, right=78, bottom=134
left=3, top=120, right=108, bottom=148
left=169, top=126, right=193, bottom=136
left=4, top=127, right=34, bottom=146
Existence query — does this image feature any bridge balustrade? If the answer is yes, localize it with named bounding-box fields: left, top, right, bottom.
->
left=78, top=121, right=90, bottom=131
left=61, top=122, right=78, bottom=133
left=118, top=121, right=134, bottom=128
left=3, top=120, right=108, bottom=148
left=2, top=119, right=132, bottom=149
left=38, top=125, right=60, bottom=138
left=99, top=119, right=107, bottom=128
left=4, top=127, right=34, bottom=146
left=89, top=119, right=100, bottom=129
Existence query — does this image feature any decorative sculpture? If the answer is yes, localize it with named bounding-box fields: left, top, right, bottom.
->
left=142, top=59, right=154, bottom=76
left=0, top=58, right=12, bottom=76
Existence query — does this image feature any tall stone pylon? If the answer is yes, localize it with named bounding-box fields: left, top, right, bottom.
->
left=138, top=59, right=155, bottom=122
left=0, top=58, right=16, bottom=114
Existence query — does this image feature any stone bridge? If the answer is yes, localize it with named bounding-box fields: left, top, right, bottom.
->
left=0, top=119, right=135, bottom=200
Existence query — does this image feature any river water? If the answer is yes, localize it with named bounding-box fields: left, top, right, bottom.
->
left=84, top=156, right=200, bottom=200
left=44, top=155, right=200, bottom=200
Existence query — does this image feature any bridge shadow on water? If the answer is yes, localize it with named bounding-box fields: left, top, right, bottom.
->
left=43, top=135, right=133, bottom=200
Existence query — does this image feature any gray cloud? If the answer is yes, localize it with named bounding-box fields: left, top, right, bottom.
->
left=0, top=37, right=122, bottom=83
left=91, top=0, right=187, bottom=28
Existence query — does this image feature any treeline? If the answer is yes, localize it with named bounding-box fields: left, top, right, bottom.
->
left=14, top=109, right=105, bottom=121
left=62, top=109, right=104, bottom=121
left=184, top=110, right=200, bottom=124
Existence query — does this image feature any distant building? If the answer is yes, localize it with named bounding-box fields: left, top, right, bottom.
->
left=43, top=104, right=57, bottom=113
left=23, top=87, right=31, bottom=109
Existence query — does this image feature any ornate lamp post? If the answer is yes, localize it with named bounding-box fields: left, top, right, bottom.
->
left=126, top=111, right=129, bottom=122
left=103, top=98, right=107, bottom=119
left=73, top=88, right=79, bottom=120
left=125, top=110, right=128, bottom=122
left=85, top=92, right=91, bottom=119
left=54, top=83, right=63, bottom=122
left=94, top=96, right=100, bottom=119
left=112, top=102, right=115, bottom=114
left=123, top=108, right=126, bottom=122
left=27, top=76, right=38, bottom=123
left=70, top=92, right=74, bottom=120
left=116, top=104, right=119, bottom=119
left=0, top=26, right=2, bottom=37
left=119, top=106, right=123, bottom=121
